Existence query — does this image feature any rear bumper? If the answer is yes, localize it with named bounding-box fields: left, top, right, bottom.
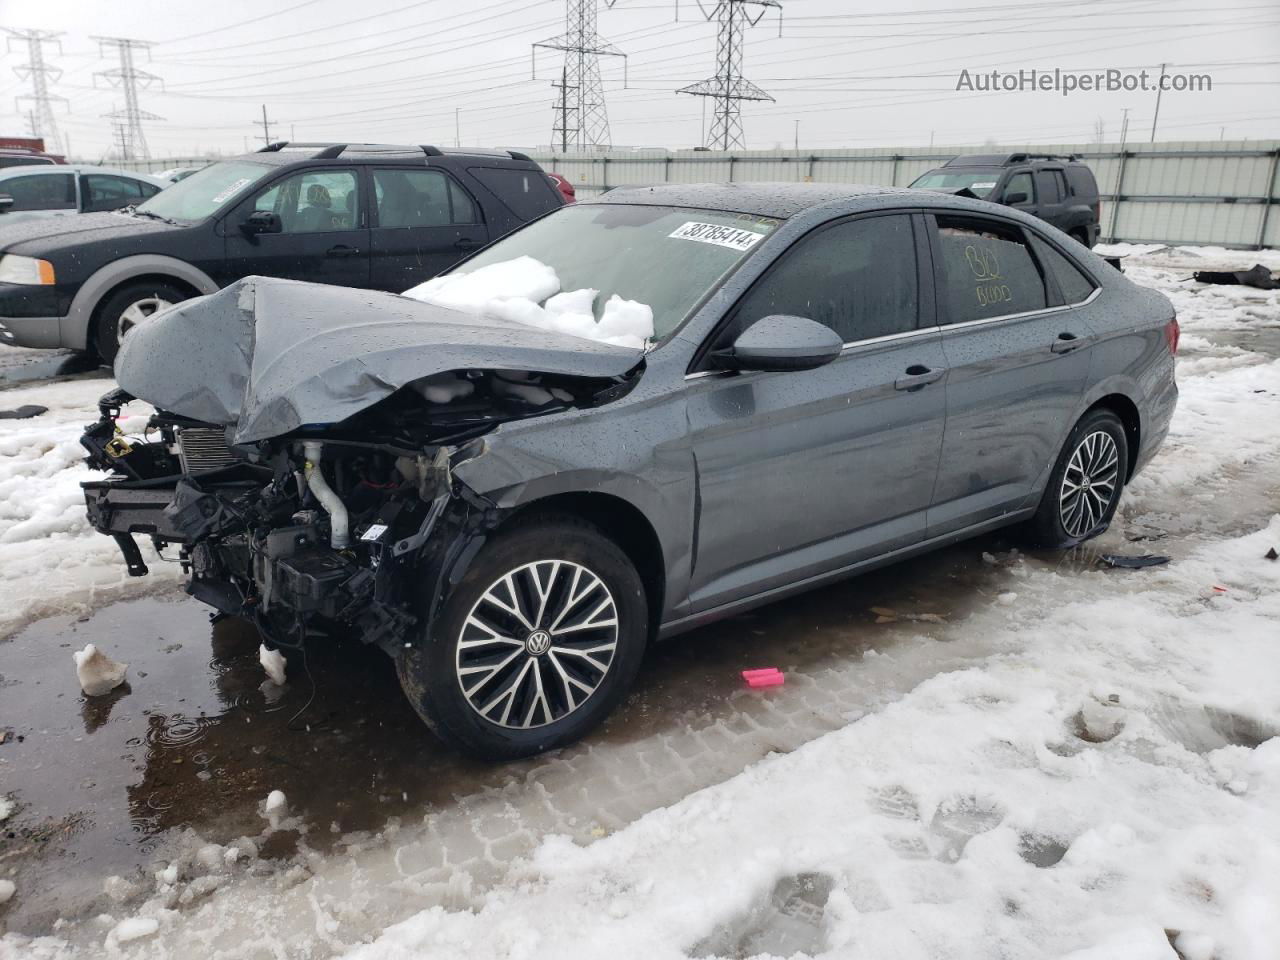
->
left=0, top=314, right=64, bottom=348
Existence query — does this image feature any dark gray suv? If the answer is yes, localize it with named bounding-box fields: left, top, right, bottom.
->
left=911, top=153, right=1102, bottom=247
left=80, top=183, right=1177, bottom=759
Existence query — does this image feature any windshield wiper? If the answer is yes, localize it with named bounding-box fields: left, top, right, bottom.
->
left=124, top=206, right=180, bottom=226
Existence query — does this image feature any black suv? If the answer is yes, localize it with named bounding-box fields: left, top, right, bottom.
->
left=911, top=153, right=1101, bottom=248
left=0, top=142, right=564, bottom=362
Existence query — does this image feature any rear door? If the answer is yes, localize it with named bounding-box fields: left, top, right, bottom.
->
left=368, top=166, right=487, bottom=291
left=1032, top=167, right=1069, bottom=229
left=222, top=166, right=370, bottom=288
left=925, top=212, right=1094, bottom=536
left=685, top=212, right=947, bottom=611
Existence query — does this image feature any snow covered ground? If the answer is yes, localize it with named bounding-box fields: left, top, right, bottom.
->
left=1, top=246, right=1278, bottom=959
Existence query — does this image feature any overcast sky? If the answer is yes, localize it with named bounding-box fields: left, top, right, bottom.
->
left=2, top=0, right=1277, bottom=160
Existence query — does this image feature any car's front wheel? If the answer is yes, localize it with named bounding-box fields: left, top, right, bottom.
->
left=397, top=515, right=648, bottom=760
left=1026, top=408, right=1129, bottom=548
left=94, top=279, right=190, bottom=366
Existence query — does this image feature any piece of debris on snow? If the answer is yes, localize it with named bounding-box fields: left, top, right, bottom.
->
left=263, top=789, right=289, bottom=829
left=1079, top=699, right=1126, bottom=743
left=73, top=643, right=128, bottom=697
left=1099, top=553, right=1171, bottom=569
left=869, top=606, right=946, bottom=624
left=259, top=645, right=287, bottom=686
left=110, top=916, right=159, bottom=943
left=0, top=404, right=48, bottom=420
left=0, top=878, right=14, bottom=904
left=1192, top=264, right=1279, bottom=291
left=742, top=667, right=785, bottom=688
left=1266, top=547, right=1278, bottom=561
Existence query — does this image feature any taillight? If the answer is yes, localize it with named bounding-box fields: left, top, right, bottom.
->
left=1164, top=317, right=1180, bottom=354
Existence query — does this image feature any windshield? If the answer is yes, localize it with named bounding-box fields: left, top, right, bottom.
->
left=423, top=204, right=778, bottom=342
left=135, top=159, right=270, bottom=222
left=910, top=170, right=1002, bottom=198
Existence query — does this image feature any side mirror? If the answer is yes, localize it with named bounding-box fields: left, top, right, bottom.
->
left=0, top=194, right=14, bottom=213
left=241, top=210, right=281, bottom=236
left=1003, top=191, right=1029, bottom=205
left=712, top=314, right=843, bottom=373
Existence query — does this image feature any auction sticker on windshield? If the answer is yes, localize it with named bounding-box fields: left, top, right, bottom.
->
left=211, top=178, right=254, bottom=204
left=669, top=221, right=766, bottom=251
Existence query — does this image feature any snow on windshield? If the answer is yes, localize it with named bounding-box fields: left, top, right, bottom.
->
left=402, top=256, right=655, bottom=351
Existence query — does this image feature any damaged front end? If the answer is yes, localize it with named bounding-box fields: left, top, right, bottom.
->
left=79, top=277, right=644, bottom=656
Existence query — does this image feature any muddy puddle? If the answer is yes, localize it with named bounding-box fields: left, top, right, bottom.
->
left=0, top=532, right=1013, bottom=933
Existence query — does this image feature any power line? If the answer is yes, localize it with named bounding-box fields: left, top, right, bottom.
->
left=677, top=0, right=782, bottom=150
left=92, top=36, right=163, bottom=160
left=533, top=1, right=627, bottom=149
left=3, top=28, right=68, bottom=155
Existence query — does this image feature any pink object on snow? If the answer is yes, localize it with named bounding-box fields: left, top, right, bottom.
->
left=742, top=667, right=785, bottom=688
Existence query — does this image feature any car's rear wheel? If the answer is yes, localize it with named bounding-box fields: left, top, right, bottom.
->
left=1026, top=408, right=1129, bottom=548
left=396, top=515, right=648, bottom=760
left=94, top=279, right=190, bottom=366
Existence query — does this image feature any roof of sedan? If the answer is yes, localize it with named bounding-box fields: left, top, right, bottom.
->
left=590, top=182, right=913, bottom=219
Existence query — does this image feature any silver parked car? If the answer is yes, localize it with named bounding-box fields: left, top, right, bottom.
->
left=0, top=165, right=167, bottom=224
left=79, top=183, right=1178, bottom=759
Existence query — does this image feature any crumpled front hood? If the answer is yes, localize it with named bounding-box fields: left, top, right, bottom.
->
left=114, top=276, right=643, bottom=444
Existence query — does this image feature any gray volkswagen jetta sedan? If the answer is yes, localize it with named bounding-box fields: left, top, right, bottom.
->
left=79, top=183, right=1178, bottom=759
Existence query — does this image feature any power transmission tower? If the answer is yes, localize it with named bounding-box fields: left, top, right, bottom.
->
left=677, top=0, right=782, bottom=151
left=92, top=36, right=163, bottom=161
left=4, top=28, right=68, bottom=156
left=533, top=1, right=626, bottom=150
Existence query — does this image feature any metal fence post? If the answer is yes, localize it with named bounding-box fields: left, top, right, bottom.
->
left=1255, top=149, right=1279, bottom=250
left=1108, top=149, right=1128, bottom=243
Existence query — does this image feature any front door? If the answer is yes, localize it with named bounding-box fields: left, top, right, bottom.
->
left=925, top=212, right=1093, bottom=536
left=685, top=212, right=947, bottom=612
left=368, top=167, right=488, bottom=292
left=223, top=166, right=370, bottom=288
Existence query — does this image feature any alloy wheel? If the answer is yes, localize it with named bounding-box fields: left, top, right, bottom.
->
left=1059, top=430, right=1120, bottom=538
left=455, top=559, right=619, bottom=729
left=117, top=296, right=174, bottom=345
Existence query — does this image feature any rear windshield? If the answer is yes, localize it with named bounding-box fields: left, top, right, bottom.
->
left=910, top=170, right=1002, bottom=199
left=136, top=160, right=271, bottom=223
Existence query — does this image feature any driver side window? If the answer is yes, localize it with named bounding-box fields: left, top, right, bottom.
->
left=1003, top=172, right=1033, bottom=204
left=730, top=214, right=920, bottom=345
left=252, top=169, right=359, bottom=233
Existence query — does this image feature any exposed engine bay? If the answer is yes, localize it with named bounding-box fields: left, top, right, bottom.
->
left=80, top=364, right=637, bottom=656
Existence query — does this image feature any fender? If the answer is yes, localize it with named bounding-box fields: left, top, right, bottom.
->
left=61, top=255, right=220, bottom=351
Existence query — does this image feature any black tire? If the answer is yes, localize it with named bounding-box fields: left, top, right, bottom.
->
left=93, top=279, right=190, bottom=366
left=1026, top=408, right=1129, bottom=548
left=397, top=515, right=648, bottom=760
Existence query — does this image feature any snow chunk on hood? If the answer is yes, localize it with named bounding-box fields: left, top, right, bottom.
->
left=403, top=256, right=655, bottom=350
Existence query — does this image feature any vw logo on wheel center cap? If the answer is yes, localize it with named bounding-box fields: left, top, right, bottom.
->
left=525, top=630, right=551, bottom=656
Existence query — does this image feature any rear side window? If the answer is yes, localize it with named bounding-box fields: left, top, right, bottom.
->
left=2, top=173, right=75, bottom=210
left=1031, top=236, right=1096, bottom=305
left=83, top=174, right=150, bottom=212
left=1034, top=170, right=1062, bottom=204
left=934, top=215, right=1047, bottom=324
left=733, top=214, right=919, bottom=344
left=372, top=168, right=478, bottom=227
left=1064, top=165, right=1097, bottom=198
left=468, top=167, right=560, bottom=220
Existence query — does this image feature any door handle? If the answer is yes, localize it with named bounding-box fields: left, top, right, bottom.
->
left=453, top=237, right=481, bottom=250
left=1051, top=332, right=1082, bottom=353
left=325, top=245, right=360, bottom=258
left=894, top=365, right=946, bottom=391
